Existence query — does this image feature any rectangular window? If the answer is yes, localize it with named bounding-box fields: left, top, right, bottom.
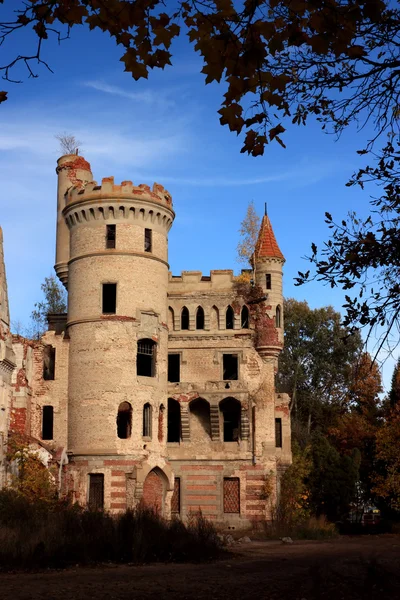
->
left=223, top=477, right=240, bottom=513
left=168, top=354, right=180, bottom=382
left=171, top=477, right=181, bottom=515
left=275, top=418, right=282, bottom=448
left=106, top=224, right=116, bottom=249
left=144, top=228, right=152, bottom=252
left=88, top=474, right=104, bottom=510
left=42, top=405, right=54, bottom=440
left=266, top=274, right=272, bottom=290
left=43, top=346, right=55, bottom=380
left=102, top=283, right=117, bottom=314
left=223, top=354, right=238, bottom=380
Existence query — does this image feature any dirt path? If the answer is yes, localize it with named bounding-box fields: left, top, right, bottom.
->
left=1, top=535, right=400, bottom=600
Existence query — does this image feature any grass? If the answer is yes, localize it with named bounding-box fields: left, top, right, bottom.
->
left=0, top=489, right=221, bottom=569
left=258, top=515, right=338, bottom=540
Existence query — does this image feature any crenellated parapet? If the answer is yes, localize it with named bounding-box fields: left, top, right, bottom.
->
left=66, top=177, right=172, bottom=208
left=63, top=177, right=174, bottom=232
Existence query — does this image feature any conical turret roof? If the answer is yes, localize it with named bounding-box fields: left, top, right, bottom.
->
left=254, top=215, right=284, bottom=261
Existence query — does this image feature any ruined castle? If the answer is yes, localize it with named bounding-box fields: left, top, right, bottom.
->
left=0, top=154, right=291, bottom=526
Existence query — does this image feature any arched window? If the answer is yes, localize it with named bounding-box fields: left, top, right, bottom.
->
left=226, top=305, right=234, bottom=329
left=137, top=339, right=156, bottom=377
left=196, top=306, right=205, bottom=330
left=241, top=305, right=249, bottom=329
left=117, top=402, right=132, bottom=439
left=143, top=403, right=152, bottom=437
left=275, top=305, right=281, bottom=328
left=181, top=306, right=189, bottom=330
left=210, top=305, right=219, bottom=330
left=168, top=307, right=174, bottom=331
left=220, top=398, right=241, bottom=442
left=189, top=398, right=211, bottom=441
left=167, top=398, right=181, bottom=442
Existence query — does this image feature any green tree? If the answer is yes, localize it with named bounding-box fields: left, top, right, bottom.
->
left=309, top=434, right=360, bottom=521
left=278, top=298, right=362, bottom=444
left=31, top=275, right=67, bottom=338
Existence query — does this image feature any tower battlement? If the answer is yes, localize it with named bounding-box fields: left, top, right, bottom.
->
left=66, top=176, right=173, bottom=209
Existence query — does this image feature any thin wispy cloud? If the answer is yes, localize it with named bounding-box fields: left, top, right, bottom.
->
left=139, top=159, right=341, bottom=187
left=84, top=80, right=175, bottom=109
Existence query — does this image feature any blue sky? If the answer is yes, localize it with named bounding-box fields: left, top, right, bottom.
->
left=0, top=12, right=396, bottom=390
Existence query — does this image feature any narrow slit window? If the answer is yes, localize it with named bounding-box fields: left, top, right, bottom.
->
left=168, top=354, right=180, bottom=382
left=266, top=274, right=272, bottom=290
left=43, top=346, right=56, bottom=380
left=276, top=305, right=281, bottom=328
left=196, top=306, right=205, bottom=330
left=275, top=418, right=282, bottom=448
left=223, top=354, right=238, bottom=380
left=42, top=405, right=54, bottom=440
left=226, top=305, right=234, bottom=329
left=241, top=306, right=249, bottom=329
left=89, top=474, right=104, bottom=510
left=106, top=224, right=116, bottom=249
left=117, top=402, right=132, bottom=439
left=102, top=283, right=116, bottom=314
left=143, top=403, right=152, bottom=437
left=144, top=228, right=152, bottom=252
left=181, top=307, right=189, bottom=330
left=171, top=477, right=181, bottom=515
left=137, top=338, right=156, bottom=377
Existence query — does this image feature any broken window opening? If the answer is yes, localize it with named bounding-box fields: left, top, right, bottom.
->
left=196, top=306, right=205, bottom=330
left=102, top=283, right=117, bottom=314
left=43, top=345, right=56, bottom=380
left=106, top=224, right=116, bottom=249
left=223, top=354, right=238, bottom=380
left=168, top=354, right=180, bottom=382
left=266, top=274, right=272, bottom=290
left=181, top=306, right=189, bottom=330
left=117, top=401, right=132, bottom=439
left=189, top=398, right=211, bottom=440
left=137, top=338, right=156, bottom=377
left=275, top=418, right=282, bottom=448
left=144, top=228, right=152, bottom=252
left=167, top=398, right=181, bottom=442
left=42, top=405, right=54, bottom=440
left=223, top=477, right=240, bottom=513
left=143, top=403, right=152, bottom=437
left=89, top=474, right=104, bottom=510
left=276, top=305, right=281, bottom=328
left=220, top=398, right=241, bottom=442
left=226, top=305, right=234, bottom=329
left=241, top=305, right=249, bottom=329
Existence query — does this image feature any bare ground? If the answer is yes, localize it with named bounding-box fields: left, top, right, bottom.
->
left=1, top=535, right=400, bottom=600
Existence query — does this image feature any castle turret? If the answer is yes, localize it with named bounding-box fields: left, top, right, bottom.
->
left=0, top=227, right=10, bottom=331
left=55, top=155, right=93, bottom=287
left=60, top=161, right=175, bottom=508
left=253, top=214, right=285, bottom=359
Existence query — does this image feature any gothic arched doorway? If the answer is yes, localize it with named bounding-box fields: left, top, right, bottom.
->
left=142, top=468, right=166, bottom=514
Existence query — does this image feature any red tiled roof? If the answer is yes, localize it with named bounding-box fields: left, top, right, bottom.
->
left=254, top=215, right=284, bottom=260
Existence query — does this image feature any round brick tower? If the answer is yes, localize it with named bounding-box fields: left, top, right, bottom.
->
left=58, top=156, right=175, bottom=509
left=253, top=214, right=285, bottom=362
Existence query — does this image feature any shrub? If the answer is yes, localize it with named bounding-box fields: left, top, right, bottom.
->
left=0, top=494, right=221, bottom=569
